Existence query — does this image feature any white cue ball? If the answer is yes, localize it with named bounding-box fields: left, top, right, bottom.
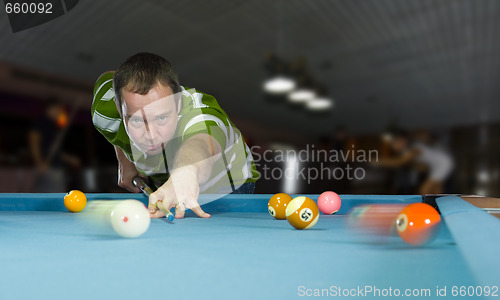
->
left=110, top=200, right=151, bottom=238
left=83, top=200, right=151, bottom=238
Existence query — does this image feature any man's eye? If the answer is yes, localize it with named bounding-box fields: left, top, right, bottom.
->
left=128, top=118, right=144, bottom=127
left=156, top=116, right=168, bottom=124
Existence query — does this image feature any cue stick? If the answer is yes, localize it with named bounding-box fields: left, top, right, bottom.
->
left=132, top=176, right=175, bottom=221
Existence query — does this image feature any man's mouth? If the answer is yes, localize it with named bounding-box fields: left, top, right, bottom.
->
left=144, top=144, right=161, bottom=152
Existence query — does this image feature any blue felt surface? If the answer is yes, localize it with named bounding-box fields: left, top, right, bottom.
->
left=0, top=210, right=481, bottom=300
left=437, top=196, right=500, bottom=289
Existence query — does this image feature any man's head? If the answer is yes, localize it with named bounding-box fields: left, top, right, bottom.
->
left=44, top=97, right=63, bottom=121
left=114, top=53, right=181, bottom=155
left=390, top=130, right=410, bottom=152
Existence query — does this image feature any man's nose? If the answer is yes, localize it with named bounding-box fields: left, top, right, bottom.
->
left=145, top=123, right=159, bottom=141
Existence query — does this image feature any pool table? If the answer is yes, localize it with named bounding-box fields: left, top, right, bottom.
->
left=0, top=193, right=499, bottom=300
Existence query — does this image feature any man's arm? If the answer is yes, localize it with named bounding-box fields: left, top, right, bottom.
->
left=28, top=130, right=47, bottom=173
left=173, top=133, right=222, bottom=184
left=114, top=145, right=141, bottom=193
left=149, top=134, right=221, bottom=219
left=375, top=149, right=419, bottom=168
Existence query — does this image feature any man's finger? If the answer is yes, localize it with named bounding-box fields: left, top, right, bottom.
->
left=150, top=208, right=165, bottom=219
left=191, top=205, right=211, bottom=218
left=175, top=202, right=186, bottom=219
left=149, top=190, right=162, bottom=206
left=148, top=202, right=158, bottom=215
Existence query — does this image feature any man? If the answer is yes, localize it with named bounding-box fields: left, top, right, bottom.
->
left=28, top=99, right=80, bottom=192
left=92, top=53, right=258, bottom=219
left=375, top=130, right=454, bottom=195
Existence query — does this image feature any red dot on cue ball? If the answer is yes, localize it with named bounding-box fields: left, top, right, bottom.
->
left=122, top=216, right=129, bottom=223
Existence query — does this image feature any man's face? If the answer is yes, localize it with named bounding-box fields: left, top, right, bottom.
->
left=47, top=104, right=63, bottom=121
left=121, top=84, right=179, bottom=155
left=391, top=137, right=407, bottom=152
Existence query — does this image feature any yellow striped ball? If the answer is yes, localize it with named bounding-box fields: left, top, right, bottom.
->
left=285, top=196, right=319, bottom=230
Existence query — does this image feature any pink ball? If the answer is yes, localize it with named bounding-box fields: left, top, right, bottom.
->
left=317, top=191, right=341, bottom=215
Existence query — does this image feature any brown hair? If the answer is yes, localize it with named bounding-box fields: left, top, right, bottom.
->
left=113, top=53, right=181, bottom=112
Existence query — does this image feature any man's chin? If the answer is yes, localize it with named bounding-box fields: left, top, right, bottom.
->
left=141, top=146, right=163, bottom=155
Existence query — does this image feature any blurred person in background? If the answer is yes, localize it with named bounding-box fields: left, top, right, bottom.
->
left=28, top=98, right=80, bottom=192
left=375, top=130, right=454, bottom=195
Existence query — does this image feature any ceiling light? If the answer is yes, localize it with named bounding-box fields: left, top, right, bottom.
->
left=288, top=89, right=316, bottom=103
left=263, top=76, right=296, bottom=94
left=306, top=97, right=333, bottom=111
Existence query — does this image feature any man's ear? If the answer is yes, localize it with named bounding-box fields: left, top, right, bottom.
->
left=176, top=96, right=182, bottom=114
left=114, top=97, right=123, bottom=117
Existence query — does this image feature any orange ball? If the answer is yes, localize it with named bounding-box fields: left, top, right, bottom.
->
left=396, top=203, right=441, bottom=246
left=285, top=196, right=319, bottom=230
left=64, top=190, right=87, bottom=212
left=268, top=193, right=293, bottom=220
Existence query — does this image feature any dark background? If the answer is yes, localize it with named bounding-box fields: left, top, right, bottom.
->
left=0, top=0, right=498, bottom=196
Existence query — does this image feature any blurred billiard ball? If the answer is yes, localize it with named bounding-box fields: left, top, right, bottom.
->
left=396, top=203, right=441, bottom=246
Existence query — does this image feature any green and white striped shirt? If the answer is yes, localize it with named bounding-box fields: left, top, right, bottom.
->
left=91, top=72, right=258, bottom=193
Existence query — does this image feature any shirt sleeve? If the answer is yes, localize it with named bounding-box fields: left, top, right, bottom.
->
left=91, top=72, right=131, bottom=155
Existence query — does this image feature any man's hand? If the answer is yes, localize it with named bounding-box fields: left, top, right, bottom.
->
left=148, top=134, right=220, bottom=219
left=149, top=165, right=210, bottom=219
left=114, top=146, right=141, bottom=192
